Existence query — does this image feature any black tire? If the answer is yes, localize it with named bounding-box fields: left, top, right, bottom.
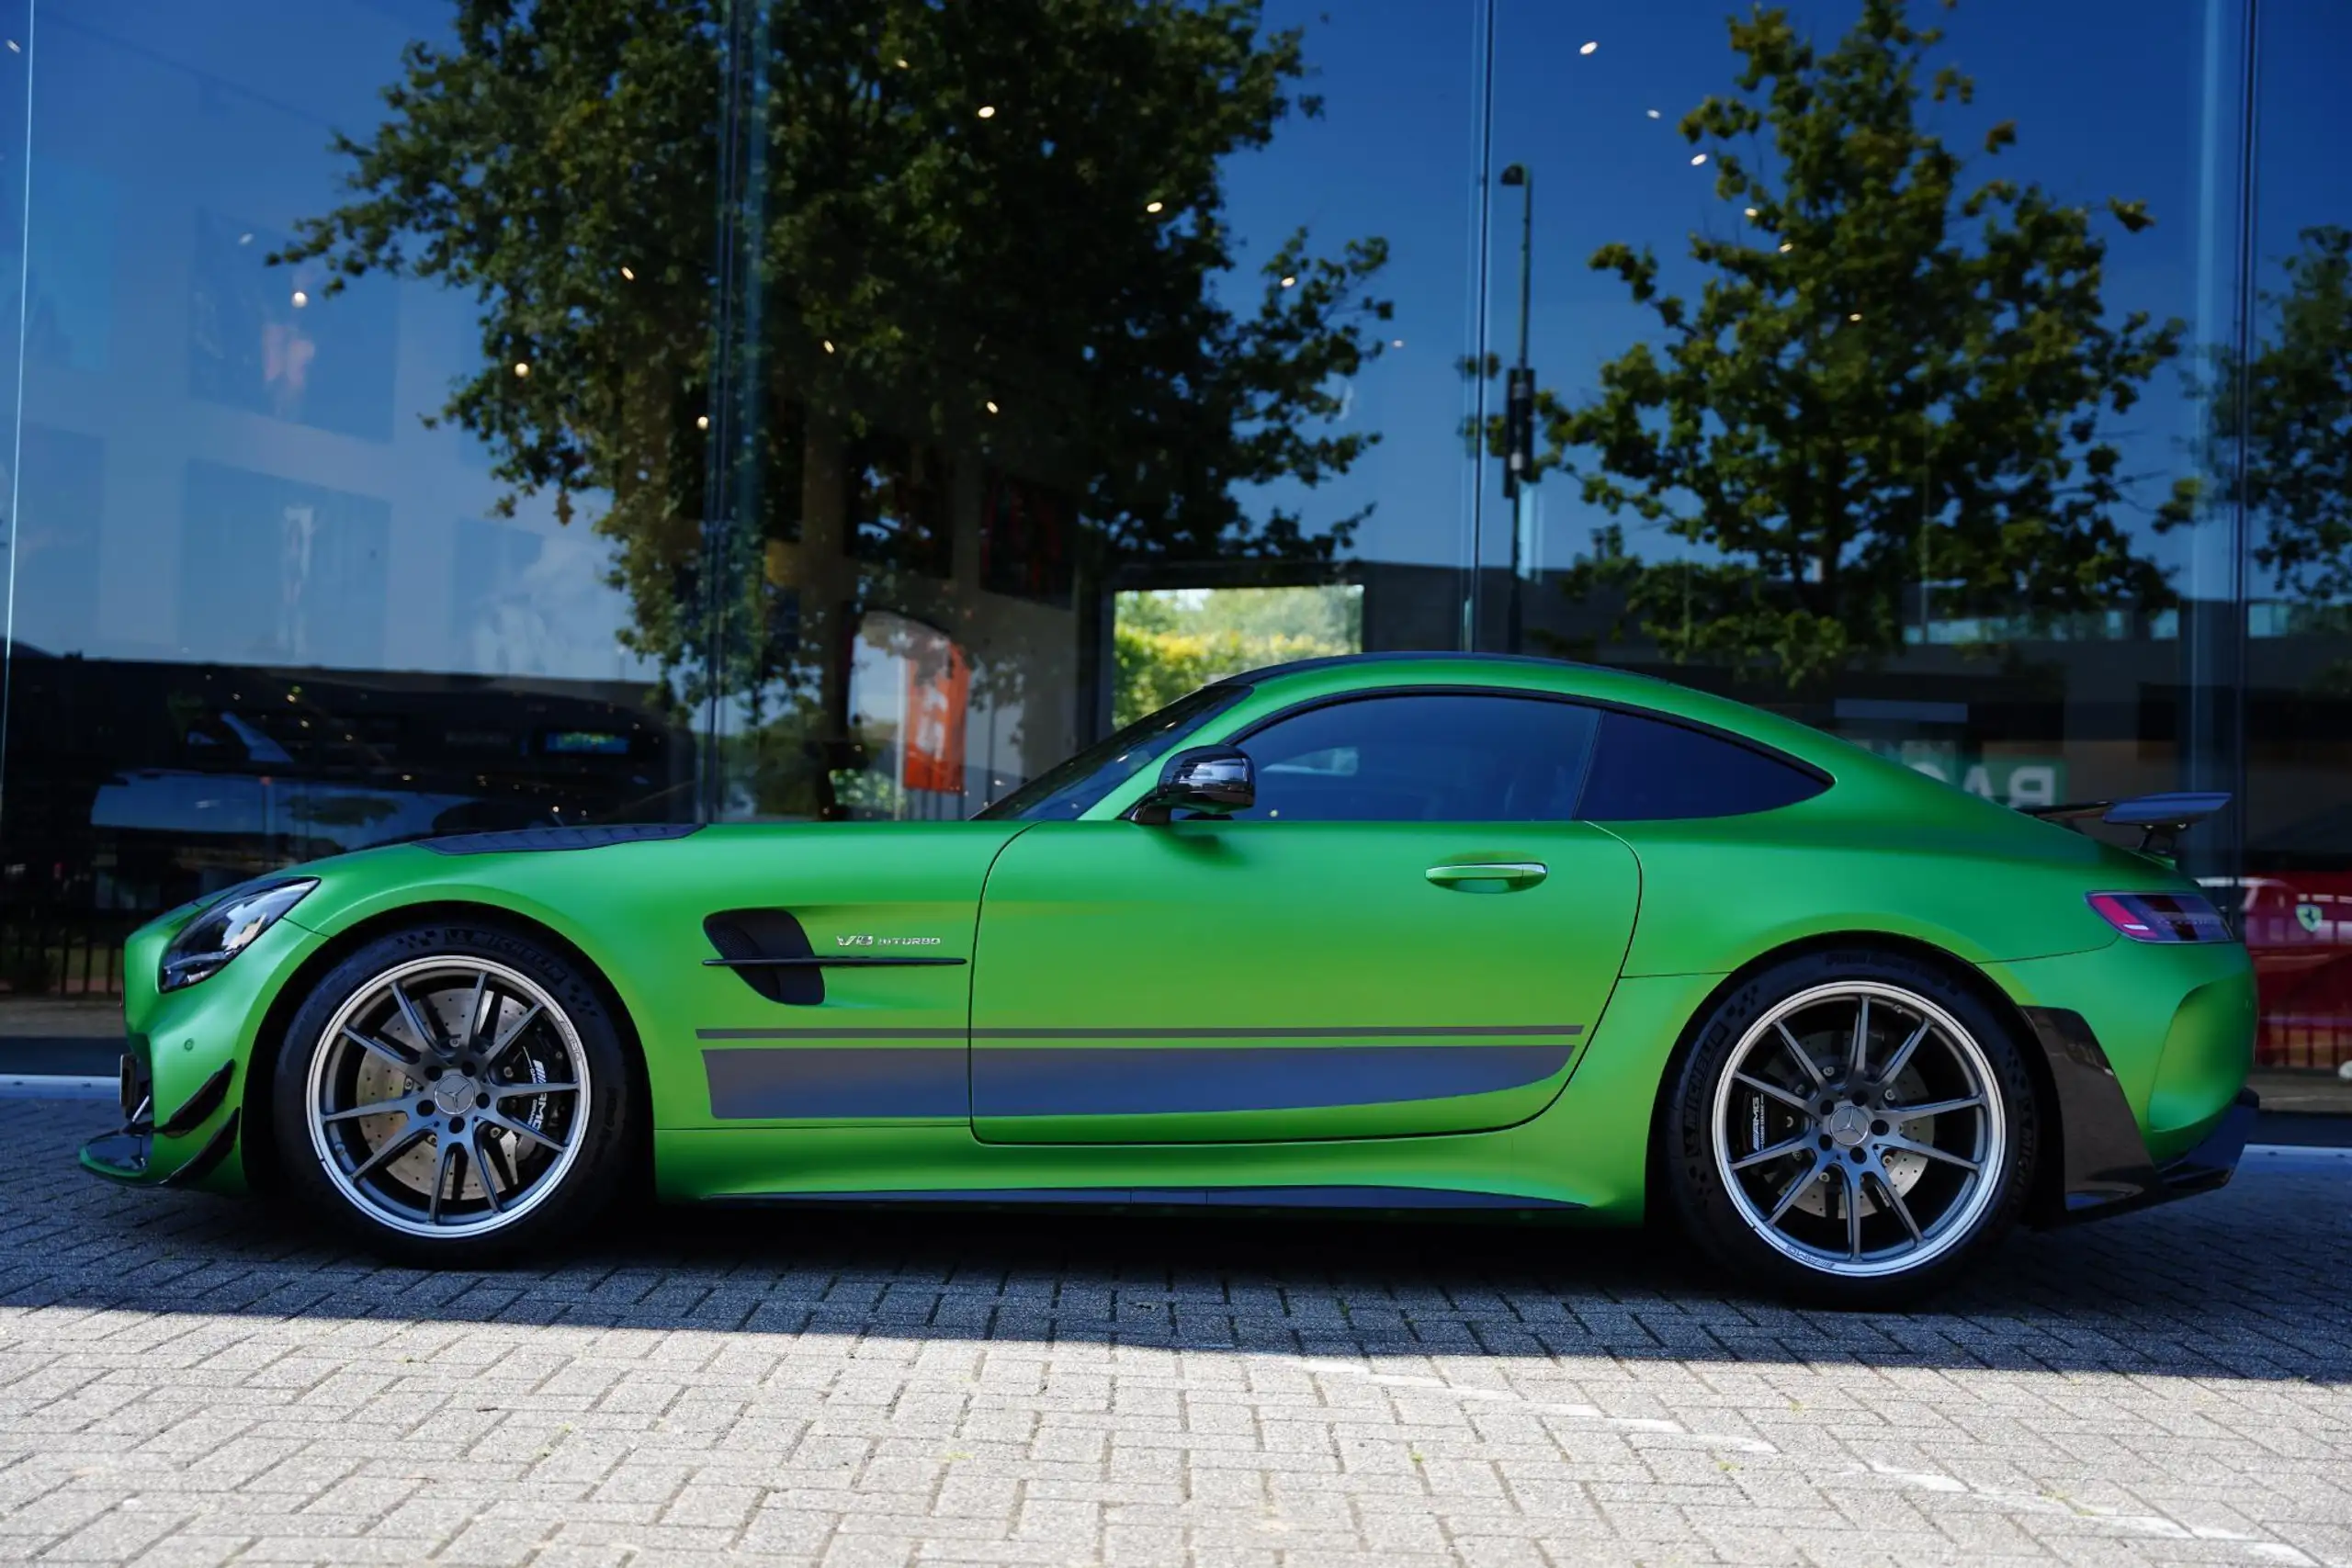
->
left=1660, top=946, right=2041, bottom=1309
left=270, top=920, right=635, bottom=1268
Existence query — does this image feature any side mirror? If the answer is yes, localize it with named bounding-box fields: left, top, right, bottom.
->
left=1128, top=746, right=1255, bottom=825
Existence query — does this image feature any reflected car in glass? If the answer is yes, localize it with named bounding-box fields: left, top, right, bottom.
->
left=80, top=655, right=2256, bottom=1306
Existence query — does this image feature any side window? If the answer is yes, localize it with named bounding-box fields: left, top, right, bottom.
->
left=1226, top=694, right=1599, bottom=823
left=1577, top=709, right=1826, bottom=821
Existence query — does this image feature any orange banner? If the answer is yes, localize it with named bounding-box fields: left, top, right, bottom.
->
left=902, top=643, right=971, bottom=795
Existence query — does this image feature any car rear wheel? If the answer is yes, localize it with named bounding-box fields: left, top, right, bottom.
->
left=271, top=924, right=633, bottom=1266
left=1663, top=950, right=2040, bottom=1307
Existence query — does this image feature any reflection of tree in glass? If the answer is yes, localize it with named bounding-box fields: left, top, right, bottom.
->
left=2160, top=228, right=2352, bottom=615
left=271, top=0, right=1391, bottom=732
left=1114, top=585, right=1360, bottom=726
left=1512, top=0, right=2180, bottom=686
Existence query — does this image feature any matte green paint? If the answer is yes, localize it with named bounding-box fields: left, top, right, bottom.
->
left=114, top=909, right=325, bottom=1192
left=1982, top=941, right=2256, bottom=1162
left=301, top=822, right=1025, bottom=1134
left=967, top=819, right=1635, bottom=1143
left=85, top=655, right=2256, bottom=1219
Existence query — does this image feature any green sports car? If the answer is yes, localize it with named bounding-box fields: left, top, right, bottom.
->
left=82, top=654, right=2256, bottom=1305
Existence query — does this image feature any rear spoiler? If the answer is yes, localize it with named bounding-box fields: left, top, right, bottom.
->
left=2019, top=792, right=2231, bottom=857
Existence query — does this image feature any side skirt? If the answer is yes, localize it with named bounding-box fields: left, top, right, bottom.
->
left=701, top=1184, right=1581, bottom=1213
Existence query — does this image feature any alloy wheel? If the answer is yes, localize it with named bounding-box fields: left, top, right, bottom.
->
left=1711, top=981, right=2007, bottom=1279
left=303, top=956, right=590, bottom=1238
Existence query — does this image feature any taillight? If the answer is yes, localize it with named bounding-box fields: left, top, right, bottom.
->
left=2087, top=891, right=2234, bottom=943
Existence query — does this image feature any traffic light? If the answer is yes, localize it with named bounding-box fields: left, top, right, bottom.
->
left=1503, top=365, right=1537, bottom=499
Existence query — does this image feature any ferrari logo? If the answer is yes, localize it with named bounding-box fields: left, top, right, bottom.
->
left=2297, top=903, right=2325, bottom=934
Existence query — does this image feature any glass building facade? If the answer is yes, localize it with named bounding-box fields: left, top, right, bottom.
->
left=0, top=0, right=2344, bottom=1092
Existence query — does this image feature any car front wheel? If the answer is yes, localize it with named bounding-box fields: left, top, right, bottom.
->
left=271, top=924, right=633, bottom=1266
left=1663, top=951, right=2041, bottom=1307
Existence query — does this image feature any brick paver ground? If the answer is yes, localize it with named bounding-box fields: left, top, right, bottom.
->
left=0, top=1094, right=2347, bottom=1567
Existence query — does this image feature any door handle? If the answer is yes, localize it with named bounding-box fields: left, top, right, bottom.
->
left=1424, top=861, right=1548, bottom=892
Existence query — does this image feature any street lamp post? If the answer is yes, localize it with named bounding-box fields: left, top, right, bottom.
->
left=1498, top=163, right=1537, bottom=653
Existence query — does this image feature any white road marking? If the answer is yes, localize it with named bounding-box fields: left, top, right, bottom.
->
left=1862, top=1461, right=2324, bottom=1564
left=1298, top=1357, right=1780, bottom=1453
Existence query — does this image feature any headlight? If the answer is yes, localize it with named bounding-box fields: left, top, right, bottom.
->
left=159, top=878, right=318, bottom=992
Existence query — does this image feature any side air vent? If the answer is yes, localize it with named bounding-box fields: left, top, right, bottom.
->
left=704, top=909, right=824, bottom=1005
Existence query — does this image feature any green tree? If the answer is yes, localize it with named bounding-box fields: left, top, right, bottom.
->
left=1111, top=584, right=1359, bottom=724
left=2160, top=226, right=2352, bottom=610
left=1524, top=0, right=2180, bottom=685
left=275, top=0, right=1391, bottom=716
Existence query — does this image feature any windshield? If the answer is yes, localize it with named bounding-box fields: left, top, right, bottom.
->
left=975, top=684, right=1251, bottom=821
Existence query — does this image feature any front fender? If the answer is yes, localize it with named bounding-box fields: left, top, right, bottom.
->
left=91, top=843, right=658, bottom=1193
left=87, top=911, right=336, bottom=1192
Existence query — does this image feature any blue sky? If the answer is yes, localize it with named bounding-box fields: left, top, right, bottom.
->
left=10, top=0, right=2340, bottom=598
left=1216, top=0, right=2341, bottom=586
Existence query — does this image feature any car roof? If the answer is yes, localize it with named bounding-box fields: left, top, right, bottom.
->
left=1204, top=651, right=1880, bottom=789
left=1212, top=651, right=1702, bottom=716
left=1211, top=651, right=1605, bottom=684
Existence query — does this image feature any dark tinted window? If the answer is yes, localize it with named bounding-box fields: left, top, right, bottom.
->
left=1225, top=694, right=1599, bottom=823
left=1577, top=710, right=1826, bottom=821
